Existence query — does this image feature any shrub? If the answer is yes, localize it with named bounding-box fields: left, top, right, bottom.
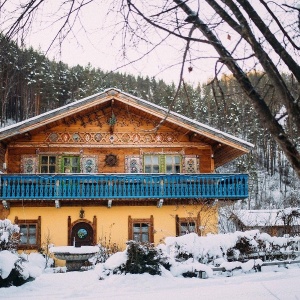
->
left=0, top=219, right=20, bottom=252
left=0, top=219, right=41, bottom=286
left=121, top=241, right=161, bottom=275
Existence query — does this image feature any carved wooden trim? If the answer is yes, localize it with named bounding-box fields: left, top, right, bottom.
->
left=44, top=131, right=183, bottom=145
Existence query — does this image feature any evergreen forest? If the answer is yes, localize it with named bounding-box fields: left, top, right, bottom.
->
left=1, top=36, right=299, bottom=210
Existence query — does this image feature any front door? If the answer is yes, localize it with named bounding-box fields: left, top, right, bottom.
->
left=71, top=221, right=94, bottom=247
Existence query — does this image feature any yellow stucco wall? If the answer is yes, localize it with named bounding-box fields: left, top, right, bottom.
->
left=5, top=203, right=218, bottom=267
left=7, top=204, right=218, bottom=248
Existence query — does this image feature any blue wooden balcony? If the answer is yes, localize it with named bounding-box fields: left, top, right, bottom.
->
left=0, top=173, right=248, bottom=201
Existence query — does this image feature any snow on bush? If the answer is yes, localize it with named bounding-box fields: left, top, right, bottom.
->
left=0, top=219, right=20, bottom=251
left=0, top=219, right=52, bottom=286
left=96, top=230, right=300, bottom=279
left=165, top=230, right=300, bottom=263
left=0, top=250, right=19, bottom=279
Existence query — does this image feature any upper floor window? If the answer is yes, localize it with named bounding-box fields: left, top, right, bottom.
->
left=144, top=155, right=159, bottom=173
left=40, top=155, right=57, bottom=173
left=144, top=154, right=181, bottom=173
left=62, top=156, right=80, bottom=173
left=165, top=155, right=181, bottom=173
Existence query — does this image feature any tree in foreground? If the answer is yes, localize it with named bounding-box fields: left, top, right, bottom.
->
left=0, top=1, right=300, bottom=178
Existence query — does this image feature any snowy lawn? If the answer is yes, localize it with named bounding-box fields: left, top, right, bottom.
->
left=1, top=265, right=300, bottom=300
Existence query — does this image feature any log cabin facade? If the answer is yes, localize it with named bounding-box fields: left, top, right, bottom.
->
left=0, top=88, right=253, bottom=254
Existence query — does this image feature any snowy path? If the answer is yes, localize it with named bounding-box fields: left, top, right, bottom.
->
left=1, top=266, right=300, bottom=299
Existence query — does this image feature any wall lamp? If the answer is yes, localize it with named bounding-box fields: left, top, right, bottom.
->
left=108, top=199, right=113, bottom=208
left=54, top=200, right=61, bottom=208
left=79, top=208, right=85, bottom=218
left=157, top=199, right=164, bottom=208
left=2, top=200, right=9, bottom=210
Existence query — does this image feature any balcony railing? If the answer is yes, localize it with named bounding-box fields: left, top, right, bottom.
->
left=0, top=173, right=248, bottom=200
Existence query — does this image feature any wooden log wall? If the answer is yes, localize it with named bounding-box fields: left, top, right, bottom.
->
left=5, top=104, right=213, bottom=174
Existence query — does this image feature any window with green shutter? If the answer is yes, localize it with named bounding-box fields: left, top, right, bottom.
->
left=144, top=154, right=181, bottom=173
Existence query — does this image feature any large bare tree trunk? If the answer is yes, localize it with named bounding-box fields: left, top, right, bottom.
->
left=174, top=0, right=300, bottom=179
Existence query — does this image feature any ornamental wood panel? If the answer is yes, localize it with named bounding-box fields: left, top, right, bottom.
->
left=7, top=147, right=213, bottom=174
left=5, top=102, right=214, bottom=174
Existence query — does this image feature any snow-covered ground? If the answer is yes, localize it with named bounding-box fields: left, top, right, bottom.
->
left=1, top=265, right=300, bottom=300
left=2, top=219, right=300, bottom=299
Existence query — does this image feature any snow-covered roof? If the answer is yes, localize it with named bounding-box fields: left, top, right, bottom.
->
left=0, top=88, right=253, bottom=166
left=232, top=209, right=300, bottom=227
left=0, top=88, right=252, bottom=146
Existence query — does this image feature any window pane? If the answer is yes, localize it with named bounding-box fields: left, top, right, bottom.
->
left=141, top=223, right=149, bottom=232
left=20, top=225, right=27, bottom=232
left=20, top=235, right=27, bottom=244
left=152, top=156, right=159, bottom=164
left=29, top=236, right=37, bottom=244
left=166, top=165, right=172, bottom=173
left=20, top=225, right=28, bottom=244
left=133, top=223, right=150, bottom=242
left=64, top=158, right=70, bottom=165
left=28, top=225, right=36, bottom=233
left=166, top=156, right=172, bottom=164
left=145, top=166, right=151, bottom=173
left=49, top=166, right=56, bottom=173
left=133, top=224, right=140, bottom=232
left=175, top=165, right=181, bottom=173
left=180, top=222, right=195, bottom=235
left=144, top=156, right=151, bottom=164
left=152, top=165, right=159, bottom=173
left=141, top=234, right=149, bottom=242
left=41, top=166, right=48, bottom=173
left=41, top=156, right=48, bottom=164
left=49, top=156, right=56, bottom=164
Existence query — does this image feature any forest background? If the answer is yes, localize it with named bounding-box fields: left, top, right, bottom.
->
left=0, top=36, right=299, bottom=211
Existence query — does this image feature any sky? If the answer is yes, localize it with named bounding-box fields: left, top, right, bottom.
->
left=4, top=0, right=218, bottom=84
left=1, top=0, right=299, bottom=87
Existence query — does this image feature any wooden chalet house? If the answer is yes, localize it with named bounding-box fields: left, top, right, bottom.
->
left=0, top=88, right=253, bottom=252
